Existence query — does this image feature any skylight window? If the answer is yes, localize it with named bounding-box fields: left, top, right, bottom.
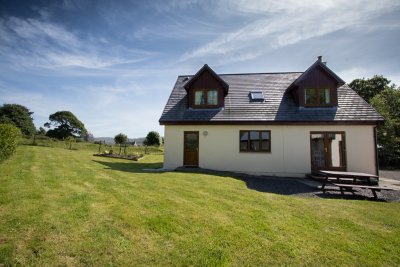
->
left=249, top=91, right=264, bottom=101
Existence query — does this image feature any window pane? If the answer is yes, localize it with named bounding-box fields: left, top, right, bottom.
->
left=261, top=141, right=270, bottom=151
left=185, top=133, right=198, bottom=150
left=319, top=88, right=330, bottom=104
left=195, top=91, right=205, bottom=105
left=261, top=131, right=270, bottom=151
left=240, top=131, right=248, bottom=150
left=305, top=88, right=318, bottom=105
left=250, top=131, right=260, bottom=151
left=250, top=91, right=264, bottom=101
left=311, top=133, right=325, bottom=169
left=207, top=90, right=218, bottom=105
left=328, top=133, right=345, bottom=167
left=261, top=131, right=270, bottom=140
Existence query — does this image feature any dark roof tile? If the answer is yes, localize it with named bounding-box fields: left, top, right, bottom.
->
left=159, top=72, right=383, bottom=124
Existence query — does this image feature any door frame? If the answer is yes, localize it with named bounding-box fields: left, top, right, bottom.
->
left=183, top=131, right=199, bottom=166
left=310, top=131, right=347, bottom=171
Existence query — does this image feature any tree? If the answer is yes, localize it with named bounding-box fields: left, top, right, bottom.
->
left=0, top=104, right=35, bottom=136
left=349, top=75, right=392, bottom=103
left=114, top=133, right=128, bottom=154
left=370, top=87, right=400, bottom=167
left=144, top=131, right=161, bottom=146
left=45, top=111, right=87, bottom=140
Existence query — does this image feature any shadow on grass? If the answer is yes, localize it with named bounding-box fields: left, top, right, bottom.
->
left=175, top=168, right=392, bottom=202
left=92, top=160, right=163, bottom=173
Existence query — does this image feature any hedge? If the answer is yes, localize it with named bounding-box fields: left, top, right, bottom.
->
left=0, top=123, right=21, bottom=162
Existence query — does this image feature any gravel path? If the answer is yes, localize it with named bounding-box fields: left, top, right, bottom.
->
left=380, top=170, right=400, bottom=181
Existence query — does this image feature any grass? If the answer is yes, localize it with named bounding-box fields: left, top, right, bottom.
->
left=0, top=145, right=399, bottom=266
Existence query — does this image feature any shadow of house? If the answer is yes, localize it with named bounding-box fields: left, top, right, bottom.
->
left=161, top=96, right=221, bottom=123
left=93, top=160, right=162, bottom=173
left=176, top=167, right=318, bottom=196
left=274, top=92, right=338, bottom=122
left=175, top=168, right=392, bottom=201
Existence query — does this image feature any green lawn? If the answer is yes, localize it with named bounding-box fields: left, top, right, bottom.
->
left=1, top=145, right=399, bottom=266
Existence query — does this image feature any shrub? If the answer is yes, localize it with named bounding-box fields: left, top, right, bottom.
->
left=0, top=123, right=21, bottom=162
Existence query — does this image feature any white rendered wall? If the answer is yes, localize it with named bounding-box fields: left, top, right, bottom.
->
left=163, top=125, right=376, bottom=177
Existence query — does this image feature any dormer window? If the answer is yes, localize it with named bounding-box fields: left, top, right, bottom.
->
left=304, top=88, right=331, bottom=106
left=194, top=89, right=218, bottom=107
left=286, top=57, right=344, bottom=108
left=184, top=64, right=229, bottom=109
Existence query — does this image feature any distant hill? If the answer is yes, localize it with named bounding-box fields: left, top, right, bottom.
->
left=94, top=137, right=146, bottom=145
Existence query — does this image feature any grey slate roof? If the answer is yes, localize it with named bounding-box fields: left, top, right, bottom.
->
left=159, top=72, right=384, bottom=124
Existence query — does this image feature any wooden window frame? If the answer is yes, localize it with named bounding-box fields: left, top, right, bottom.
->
left=193, top=88, right=219, bottom=108
left=304, top=88, right=332, bottom=107
left=239, top=130, right=271, bottom=153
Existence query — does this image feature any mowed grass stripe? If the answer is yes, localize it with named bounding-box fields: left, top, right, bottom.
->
left=0, top=145, right=399, bottom=266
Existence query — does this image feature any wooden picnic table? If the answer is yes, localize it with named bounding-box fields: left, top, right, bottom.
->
left=314, top=170, right=392, bottom=199
left=315, top=170, right=379, bottom=192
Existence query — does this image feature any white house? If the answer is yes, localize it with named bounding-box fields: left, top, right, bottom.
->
left=159, top=57, right=383, bottom=177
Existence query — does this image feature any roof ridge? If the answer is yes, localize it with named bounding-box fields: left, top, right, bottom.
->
left=178, top=71, right=303, bottom=77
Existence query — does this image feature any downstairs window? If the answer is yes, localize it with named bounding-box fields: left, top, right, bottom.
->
left=240, top=130, right=271, bottom=152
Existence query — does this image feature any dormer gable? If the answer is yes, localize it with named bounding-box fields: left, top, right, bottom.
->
left=287, top=56, right=345, bottom=107
left=184, top=64, right=229, bottom=109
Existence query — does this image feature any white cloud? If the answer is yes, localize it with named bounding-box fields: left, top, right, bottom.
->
left=7, top=16, right=79, bottom=47
left=0, top=16, right=157, bottom=70
left=181, top=0, right=400, bottom=63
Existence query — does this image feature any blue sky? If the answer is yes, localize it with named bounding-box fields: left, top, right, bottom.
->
left=1, top=0, right=399, bottom=137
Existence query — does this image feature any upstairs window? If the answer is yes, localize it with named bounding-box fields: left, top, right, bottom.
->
left=305, top=88, right=331, bottom=106
left=194, top=89, right=218, bottom=107
left=240, top=130, right=271, bottom=152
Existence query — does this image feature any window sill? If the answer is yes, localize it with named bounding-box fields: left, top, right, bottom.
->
left=188, top=107, right=224, bottom=111
left=239, top=150, right=271, bottom=153
left=299, top=106, right=338, bottom=110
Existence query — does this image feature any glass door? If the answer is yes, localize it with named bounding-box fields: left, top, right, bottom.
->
left=310, top=132, right=346, bottom=171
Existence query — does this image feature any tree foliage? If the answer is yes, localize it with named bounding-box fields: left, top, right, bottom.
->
left=45, top=111, right=87, bottom=140
left=370, top=88, right=400, bottom=167
left=144, top=131, right=161, bottom=146
left=0, top=123, right=21, bottom=162
left=350, top=76, right=400, bottom=167
left=114, top=133, right=128, bottom=155
left=114, top=133, right=128, bottom=145
left=349, top=75, right=392, bottom=103
left=0, top=104, right=35, bottom=136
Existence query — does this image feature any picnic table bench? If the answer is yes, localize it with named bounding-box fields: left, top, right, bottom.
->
left=332, top=183, right=394, bottom=199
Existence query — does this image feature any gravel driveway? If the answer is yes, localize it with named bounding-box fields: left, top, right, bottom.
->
left=380, top=170, right=400, bottom=181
